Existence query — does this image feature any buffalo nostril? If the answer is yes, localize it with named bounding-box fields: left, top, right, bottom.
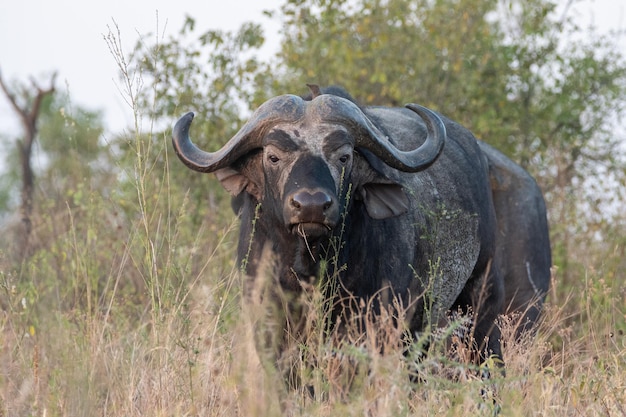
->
left=290, top=191, right=333, bottom=216
left=290, top=197, right=302, bottom=210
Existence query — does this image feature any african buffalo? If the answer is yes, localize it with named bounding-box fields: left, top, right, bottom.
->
left=172, top=86, right=550, bottom=371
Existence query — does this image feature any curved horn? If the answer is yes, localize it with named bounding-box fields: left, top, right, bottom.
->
left=314, top=96, right=446, bottom=172
left=172, top=95, right=305, bottom=173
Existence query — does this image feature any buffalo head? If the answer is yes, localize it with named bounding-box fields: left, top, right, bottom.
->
left=172, top=94, right=445, bottom=239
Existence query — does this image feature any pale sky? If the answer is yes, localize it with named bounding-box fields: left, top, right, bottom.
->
left=0, top=0, right=623, bottom=137
left=0, top=0, right=282, bottom=135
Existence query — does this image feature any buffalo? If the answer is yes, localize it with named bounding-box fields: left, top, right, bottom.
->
left=172, top=85, right=551, bottom=373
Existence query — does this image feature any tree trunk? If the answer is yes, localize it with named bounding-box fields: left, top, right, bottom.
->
left=18, top=141, right=34, bottom=246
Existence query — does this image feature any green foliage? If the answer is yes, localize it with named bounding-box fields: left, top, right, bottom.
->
left=132, top=15, right=267, bottom=128
left=36, top=93, right=103, bottom=172
left=276, top=0, right=505, bottom=111
left=0, top=133, right=20, bottom=213
left=0, top=91, right=109, bottom=215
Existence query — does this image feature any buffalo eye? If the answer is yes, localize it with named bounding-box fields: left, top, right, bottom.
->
left=267, top=154, right=280, bottom=164
left=339, top=154, right=351, bottom=164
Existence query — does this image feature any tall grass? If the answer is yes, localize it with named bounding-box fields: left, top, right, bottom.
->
left=3, top=230, right=625, bottom=416
left=1, top=29, right=625, bottom=417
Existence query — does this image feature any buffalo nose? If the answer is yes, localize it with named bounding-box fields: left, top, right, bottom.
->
left=290, top=190, right=333, bottom=220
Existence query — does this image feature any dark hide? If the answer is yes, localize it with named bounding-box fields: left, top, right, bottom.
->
left=479, top=141, right=552, bottom=336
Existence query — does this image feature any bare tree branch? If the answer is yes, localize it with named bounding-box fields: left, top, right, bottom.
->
left=0, top=69, right=57, bottom=257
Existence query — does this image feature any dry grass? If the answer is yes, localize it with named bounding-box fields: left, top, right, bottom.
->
left=2, top=246, right=625, bottom=417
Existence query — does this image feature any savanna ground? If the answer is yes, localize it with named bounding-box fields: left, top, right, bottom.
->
left=0, top=165, right=624, bottom=416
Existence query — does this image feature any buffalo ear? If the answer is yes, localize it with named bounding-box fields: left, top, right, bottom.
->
left=360, top=183, right=409, bottom=219
left=215, top=167, right=248, bottom=195
left=214, top=155, right=263, bottom=201
left=352, top=150, right=409, bottom=219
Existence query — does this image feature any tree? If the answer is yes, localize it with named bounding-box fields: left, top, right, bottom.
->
left=105, top=17, right=271, bottom=226
left=0, top=75, right=111, bottom=261
left=0, top=71, right=56, bottom=255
